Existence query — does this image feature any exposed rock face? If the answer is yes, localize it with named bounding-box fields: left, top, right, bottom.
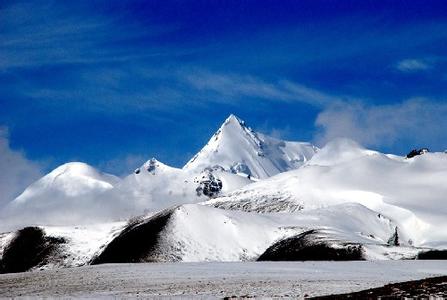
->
left=91, top=208, right=176, bottom=264
left=406, top=148, right=429, bottom=159
left=0, top=227, right=65, bottom=274
left=258, top=230, right=364, bottom=261
left=195, top=171, right=223, bottom=198
left=209, top=196, right=304, bottom=213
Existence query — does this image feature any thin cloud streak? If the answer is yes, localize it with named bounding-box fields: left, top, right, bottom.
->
left=0, top=1, right=178, bottom=70
left=184, top=70, right=342, bottom=107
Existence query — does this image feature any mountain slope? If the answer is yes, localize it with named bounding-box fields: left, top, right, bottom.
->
left=183, top=114, right=317, bottom=179
left=206, top=139, right=447, bottom=248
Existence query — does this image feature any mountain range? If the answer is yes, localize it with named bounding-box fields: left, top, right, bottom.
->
left=1, top=114, right=446, bottom=273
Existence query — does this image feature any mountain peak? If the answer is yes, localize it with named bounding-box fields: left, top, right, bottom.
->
left=183, top=115, right=317, bottom=178
left=134, top=157, right=178, bottom=175
left=224, top=114, right=244, bottom=126
left=220, top=114, right=249, bottom=133
left=49, top=162, right=99, bottom=178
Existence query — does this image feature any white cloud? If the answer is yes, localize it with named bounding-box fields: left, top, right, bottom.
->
left=0, top=127, right=43, bottom=207
left=396, top=59, right=431, bottom=72
left=314, top=98, right=447, bottom=151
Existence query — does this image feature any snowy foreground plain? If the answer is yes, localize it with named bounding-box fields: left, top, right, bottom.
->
left=0, top=261, right=446, bottom=298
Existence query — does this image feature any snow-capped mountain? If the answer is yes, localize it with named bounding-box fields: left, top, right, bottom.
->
left=184, top=114, right=317, bottom=179
left=14, top=162, right=120, bottom=203
left=0, top=115, right=317, bottom=230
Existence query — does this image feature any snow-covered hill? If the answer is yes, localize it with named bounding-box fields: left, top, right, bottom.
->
left=1, top=202, right=418, bottom=273
left=0, top=163, right=122, bottom=228
left=206, top=139, right=447, bottom=249
left=102, top=202, right=402, bottom=262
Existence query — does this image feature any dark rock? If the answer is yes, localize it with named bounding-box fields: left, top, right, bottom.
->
left=0, top=227, right=65, bottom=274
left=312, top=276, right=447, bottom=299
left=257, top=230, right=364, bottom=261
left=406, top=148, right=429, bottom=159
left=91, top=207, right=176, bottom=264
left=195, top=172, right=223, bottom=198
left=417, top=250, right=447, bottom=260
left=387, top=226, right=400, bottom=246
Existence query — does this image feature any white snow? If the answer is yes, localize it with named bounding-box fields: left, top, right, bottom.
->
left=146, top=202, right=398, bottom=262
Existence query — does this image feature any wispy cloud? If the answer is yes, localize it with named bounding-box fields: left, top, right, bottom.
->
left=314, top=98, right=447, bottom=151
left=0, top=1, right=177, bottom=70
left=0, top=127, right=43, bottom=207
left=183, top=70, right=342, bottom=107
left=396, top=59, right=431, bottom=72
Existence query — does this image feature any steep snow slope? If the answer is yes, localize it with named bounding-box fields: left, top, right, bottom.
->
left=183, top=114, right=317, bottom=179
left=206, top=139, right=447, bottom=248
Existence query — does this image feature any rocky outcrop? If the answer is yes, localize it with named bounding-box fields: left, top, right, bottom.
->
left=406, top=148, right=429, bottom=159
left=195, top=171, right=223, bottom=198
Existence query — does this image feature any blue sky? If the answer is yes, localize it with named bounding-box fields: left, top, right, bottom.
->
left=1, top=0, right=447, bottom=177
